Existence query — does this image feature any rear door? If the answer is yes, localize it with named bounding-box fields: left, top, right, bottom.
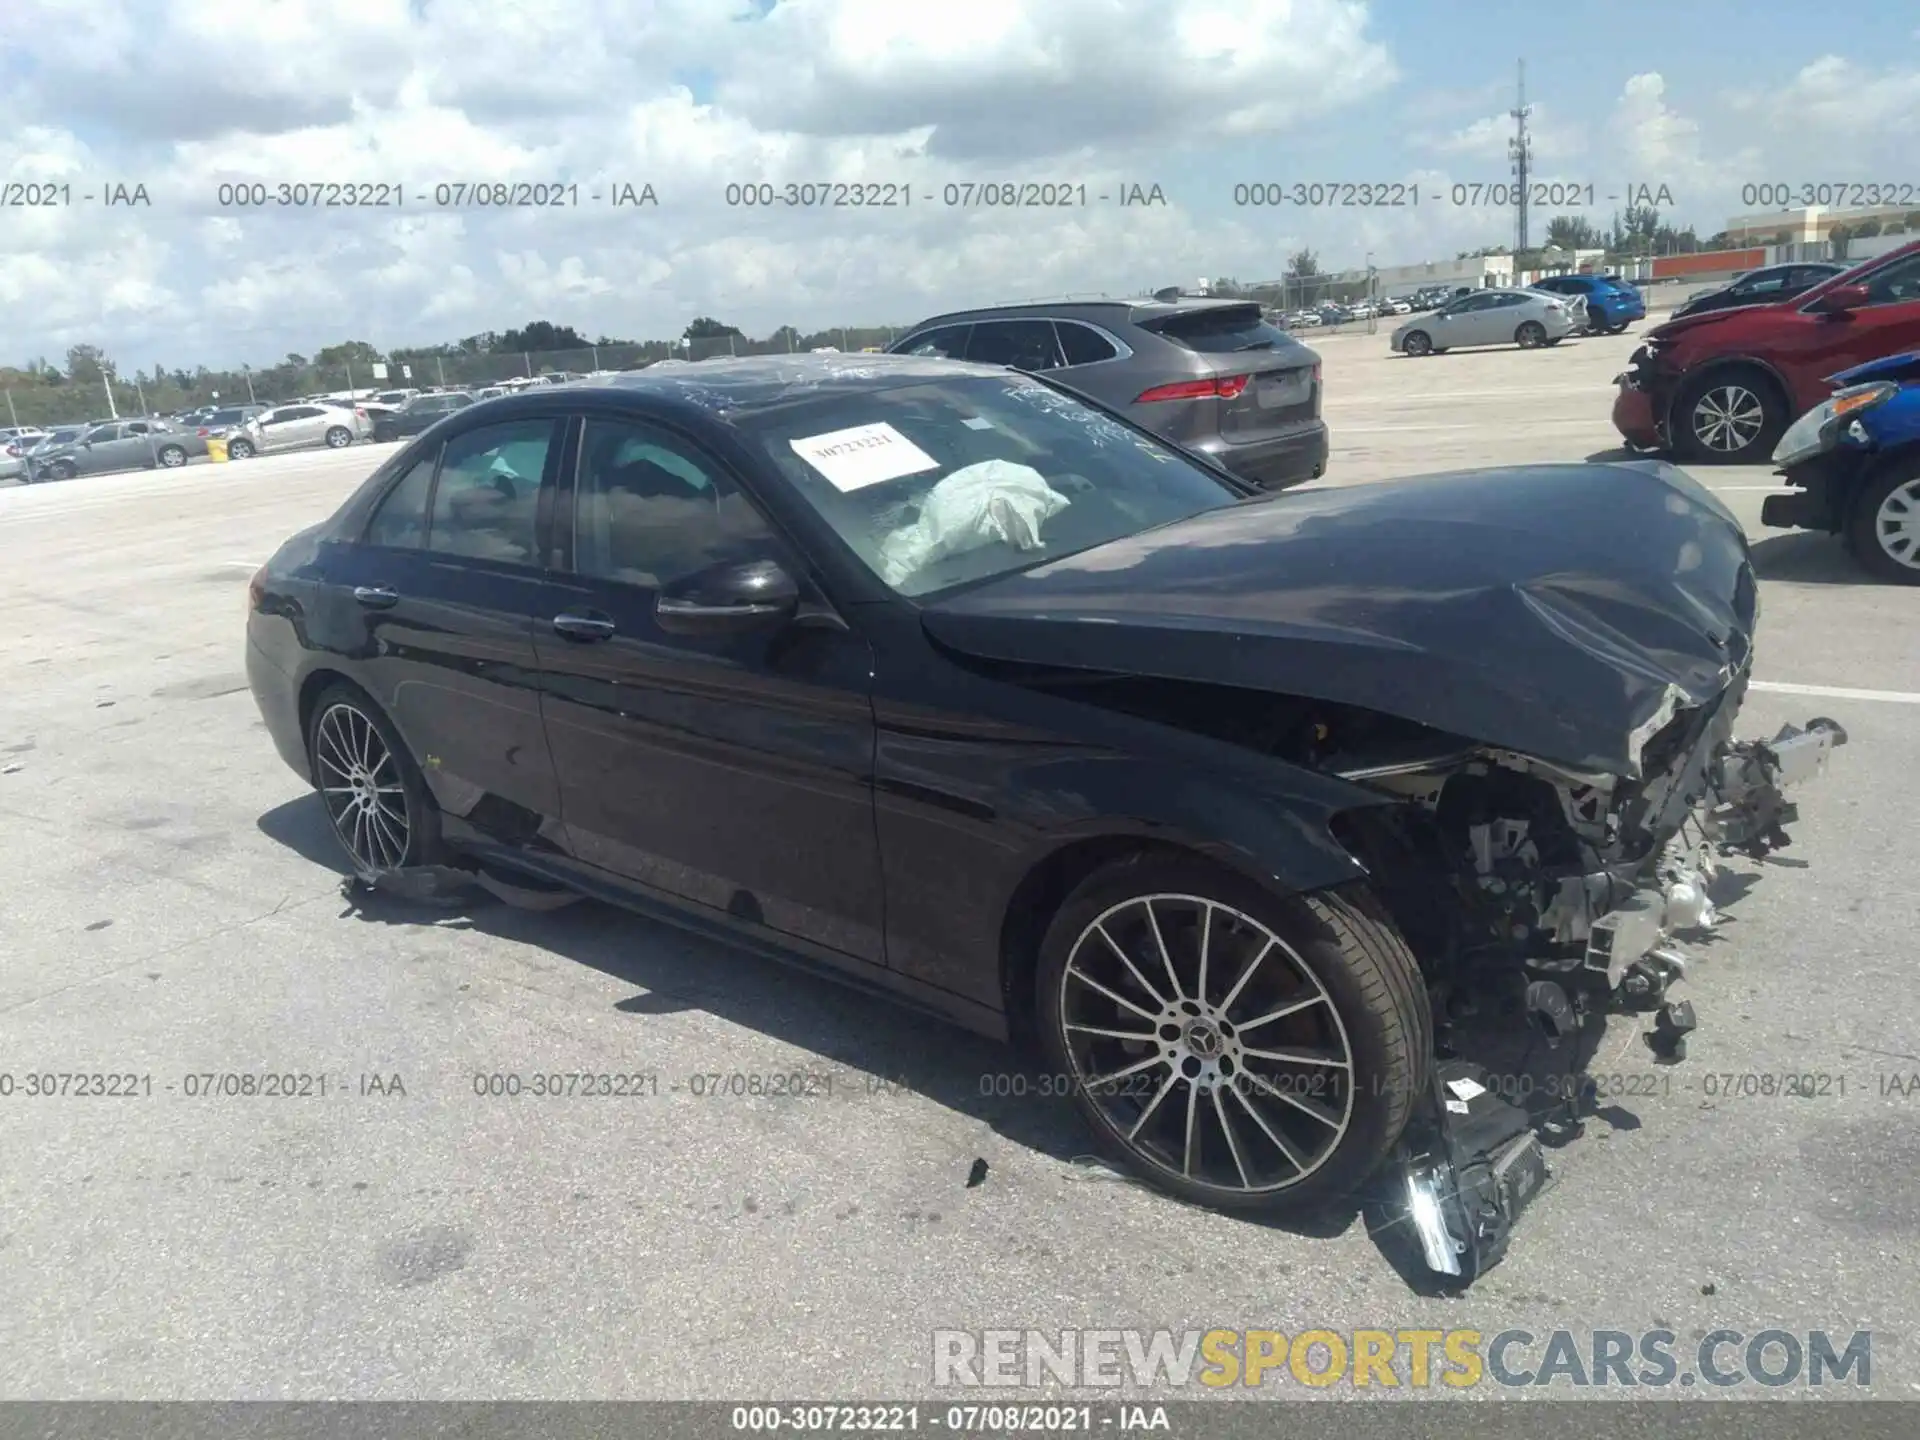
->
left=1131, top=304, right=1320, bottom=446
left=326, top=416, right=567, bottom=843
left=531, top=412, right=886, bottom=963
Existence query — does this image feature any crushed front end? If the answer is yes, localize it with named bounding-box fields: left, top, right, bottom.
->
left=1335, top=668, right=1846, bottom=1285
left=1612, top=339, right=1677, bottom=451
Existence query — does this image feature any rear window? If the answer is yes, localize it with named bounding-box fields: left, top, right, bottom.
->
left=1147, top=306, right=1296, bottom=354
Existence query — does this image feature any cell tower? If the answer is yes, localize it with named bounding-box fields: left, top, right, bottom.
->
left=1509, top=60, right=1532, bottom=253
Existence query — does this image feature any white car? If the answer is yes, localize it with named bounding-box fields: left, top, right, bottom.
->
left=224, top=402, right=371, bottom=459
left=1283, top=310, right=1323, bottom=328
left=0, top=426, right=48, bottom=480
left=1380, top=299, right=1412, bottom=315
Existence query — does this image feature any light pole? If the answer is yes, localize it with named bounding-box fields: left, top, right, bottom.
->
left=243, top=365, right=257, bottom=403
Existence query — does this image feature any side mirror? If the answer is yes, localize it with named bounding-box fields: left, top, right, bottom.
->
left=655, top=556, right=800, bottom=636
left=1810, top=282, right=1871, bottom=315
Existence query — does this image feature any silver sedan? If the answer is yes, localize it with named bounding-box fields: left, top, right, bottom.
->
left=224, top=402, right=371, bottom=459
left=1390, top=288, right=1583, bottom=355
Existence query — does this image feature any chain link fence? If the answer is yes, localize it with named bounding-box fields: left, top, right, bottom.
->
left=2, top=327, right=909, bottom=430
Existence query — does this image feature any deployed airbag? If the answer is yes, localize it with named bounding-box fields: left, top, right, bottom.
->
left=878, top=460, right=1070, bottom=586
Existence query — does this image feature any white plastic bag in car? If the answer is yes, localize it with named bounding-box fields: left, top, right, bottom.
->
left=877, top=460, right=1070, bottom=587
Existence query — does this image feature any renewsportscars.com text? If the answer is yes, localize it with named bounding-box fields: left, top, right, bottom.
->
left=932, top=1328, right=1871, bottom=1390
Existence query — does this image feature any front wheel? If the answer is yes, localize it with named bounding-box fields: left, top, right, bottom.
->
left=1848, top=459, right=1920, bottom=584
left=45, top=460, right=76, bottom=481
left=1035, top=855, right=1429, bottom=1216
left=305, top=683, right=446, bottom=874
left=324, top=426, right=353, bottom=448
left=1675, top=367, right=1786, bottom=464
left=1515, top=321, right=1547, bottom=349
left=157, top=444, right=187, bottom=467
left=1401, top=331, right=1432, bottom=357
left=227, top=438, right=255, bottom=459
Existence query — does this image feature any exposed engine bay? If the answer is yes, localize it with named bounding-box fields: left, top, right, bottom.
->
left=1020, top=663, right=1847, bottom=1285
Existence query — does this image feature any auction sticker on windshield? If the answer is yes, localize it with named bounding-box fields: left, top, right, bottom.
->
left=791, top=422, right=939, bottom=491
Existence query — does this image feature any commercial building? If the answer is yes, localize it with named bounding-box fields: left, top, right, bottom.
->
left=1723, top=205, right=1919, bottom=246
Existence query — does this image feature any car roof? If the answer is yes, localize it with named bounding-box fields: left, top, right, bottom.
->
left=473, top=352, right=1014, bottom=421
left=900, top=295, right=1260, bottom=332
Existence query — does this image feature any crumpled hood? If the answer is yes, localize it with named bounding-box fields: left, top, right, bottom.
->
left=922, top=461, right=1756, bottom=778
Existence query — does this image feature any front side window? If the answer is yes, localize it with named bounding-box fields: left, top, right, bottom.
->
left=427, top=419, right=556, bottom=563
left=897, top=324, right=972, bottom=359
left=572, top=420, right=779, bottom=589
left=736, top=374, right=1242, bottom=598
left=1863, top=254, right=1920, bottom=305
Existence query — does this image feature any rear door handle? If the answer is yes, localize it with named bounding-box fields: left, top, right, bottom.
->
left=552, top=610, right=616, bottom=641
left=353, top=586, right=399, bottom=609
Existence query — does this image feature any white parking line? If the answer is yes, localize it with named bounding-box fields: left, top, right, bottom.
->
left=1752, top=681, right=1920, bottom=705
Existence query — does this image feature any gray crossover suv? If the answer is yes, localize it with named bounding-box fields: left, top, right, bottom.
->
left=888, top=298, right=1328, bottom=489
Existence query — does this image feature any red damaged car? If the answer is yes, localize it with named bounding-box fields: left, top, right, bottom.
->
left=1614, top=238, right=1920, bottom=463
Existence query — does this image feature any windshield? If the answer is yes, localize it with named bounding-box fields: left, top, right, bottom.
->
left=734, top=373, right=1244, bottom=598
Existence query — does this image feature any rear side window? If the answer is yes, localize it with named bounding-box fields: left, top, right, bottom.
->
left=365, top=453, right=437, bottom=549
left=427, top=419, right=556, bottom=564
left=1055, top=321, right=1120, bottom=366
left=1150, top=307, right=1294, bottom=353
left=964, top=320, right=1064, bottom=371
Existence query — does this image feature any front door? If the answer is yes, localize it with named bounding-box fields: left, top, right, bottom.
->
left=325, top=417, right=567, bottom=846
left=533, top=414, right=885, bottom=962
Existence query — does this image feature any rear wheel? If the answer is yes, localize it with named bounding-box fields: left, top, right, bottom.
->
left=324, top=426, right=353, bottom=448
left=1401, top=330, right=1432, bottom=357
left=305, top=683, right=445, bottom=873
left=1515, top=321, right=1547, bottom=349
left=1675, top=367, right=1786, bottom=464
left=1848, top=458, right=1920, bottom=584
left=227, top=438, right=255, bottom=459
left=1034, top=854, right=1429, bottom=1216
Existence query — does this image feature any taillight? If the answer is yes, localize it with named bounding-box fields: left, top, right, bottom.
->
left=1136, top=374, right=1249, bottom=403
left=197, top=428, right=211, bottom=437
left=355, top=408, right=367, bottom=418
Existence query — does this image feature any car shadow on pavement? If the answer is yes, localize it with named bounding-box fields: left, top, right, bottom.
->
left=1747, top=531, right=1875, bottom=585
left=257, top=793, right=1368, bottom=1247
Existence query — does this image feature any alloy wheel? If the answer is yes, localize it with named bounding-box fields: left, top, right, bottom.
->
left=1875, top=477, right=1920, bottom=571
left=1057, top=893, right=1355, bottom=1194
left=1690, top=384, right=1765, bottom=453
left=159, top=447, right=186, bottom=467
left=313, top=701, right=411, bottom=870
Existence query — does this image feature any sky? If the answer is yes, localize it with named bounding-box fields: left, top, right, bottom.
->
left=1, top=0, right=1917, bottom=370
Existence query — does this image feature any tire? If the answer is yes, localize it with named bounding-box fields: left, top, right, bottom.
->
left=227, top=438, right=254, bottom=459
left=157, top=444, right=187, bottom=467
left=1034, top=854, right=1429, bottom=1216
left=324, top=426, right=353, bottom=448
left=1543, top=336, right=1564, bottom=346
left=1674, top=366, right=1786, bottom=464
left=1846, top=456, right=1920, bottom=584
left=46, top=460, right=76, bottom=481
left=1401, top=330, right=1432, bottom=357
left=1515, top=321, right=1547, bottom=349
left=304, top=682, right=446, bottom=874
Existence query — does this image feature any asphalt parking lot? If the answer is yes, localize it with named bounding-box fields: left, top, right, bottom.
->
left=2, top=330, right=1917, bottom=1402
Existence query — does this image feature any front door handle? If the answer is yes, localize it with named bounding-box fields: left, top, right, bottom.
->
left=552, top=611, right=616, bottom=641
left=353, top=586, right=399, bottom=609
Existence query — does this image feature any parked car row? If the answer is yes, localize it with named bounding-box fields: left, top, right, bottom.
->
left=1609, top=236, right=1920, bottom=581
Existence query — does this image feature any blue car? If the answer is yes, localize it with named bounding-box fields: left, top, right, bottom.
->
left=1532, top=273, right=1646, bottom=335
left=1765, top=349, right=1920, bottom=583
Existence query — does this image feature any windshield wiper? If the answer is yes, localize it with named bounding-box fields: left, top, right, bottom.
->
left=1234, top=340, right=1276, bottom=352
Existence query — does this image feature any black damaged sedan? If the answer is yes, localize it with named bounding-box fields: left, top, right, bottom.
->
left=247, top=354, right=1842, bottom=1282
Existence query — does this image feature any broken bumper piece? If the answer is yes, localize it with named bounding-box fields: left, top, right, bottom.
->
left=1398, top=712, right=1845, bottom=1286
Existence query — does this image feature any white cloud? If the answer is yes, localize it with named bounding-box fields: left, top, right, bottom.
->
left=1, top=5, right=1916, bottom=372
